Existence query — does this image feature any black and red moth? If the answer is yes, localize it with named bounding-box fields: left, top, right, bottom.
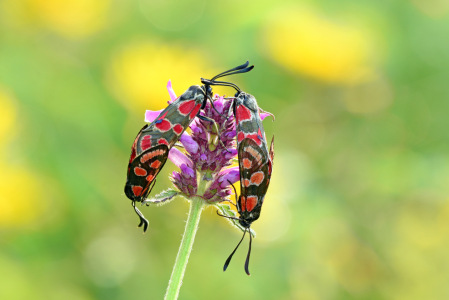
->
left=223, top=91, right=274, bottom=275
left=125, top=62, right=254, bottom=232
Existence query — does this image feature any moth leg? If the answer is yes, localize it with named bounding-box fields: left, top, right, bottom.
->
left=132, top=201, right=149, bottom=233
left=219, top=199, right=237, bottom=207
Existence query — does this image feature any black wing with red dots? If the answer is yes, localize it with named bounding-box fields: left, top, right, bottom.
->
left=124, top=144, right=169, bottom=232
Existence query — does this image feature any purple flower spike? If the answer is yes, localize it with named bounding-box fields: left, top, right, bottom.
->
left=145, top=109, right=164, bottom=123
left=166, top=93, right=239, bottom=199
left=167, top=80, right=177, bottom=103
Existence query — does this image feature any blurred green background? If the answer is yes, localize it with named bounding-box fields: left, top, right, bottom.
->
left=1, top=0, right=449, bottom=299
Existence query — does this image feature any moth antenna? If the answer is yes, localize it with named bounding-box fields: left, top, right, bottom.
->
left=201, top=79, right=241, bottom=93
left=210, top=61, right=250, bottom=81
left=224, top=229, right=247, bottom=272
left=132, top=201, right=149, bottom=232
left=244, top=227, right=252, bottom=276
left=227, top=180, right=239, bottom=205
left=216, top=210, right=241, bottom=221
left=212, top=65, right=253, bottom=80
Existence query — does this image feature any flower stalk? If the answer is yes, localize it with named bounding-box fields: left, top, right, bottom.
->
left=164, top=174, right=207, bottom=300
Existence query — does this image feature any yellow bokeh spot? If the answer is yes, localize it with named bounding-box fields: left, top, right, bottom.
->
left=0, top=164, right=49, bottom=229
left=107, top=40, right=213, bottom=114
left=0, top=87, right=17, bottom=145
left=262, top=6, right=376, bottom=83
left=27, top=0, right=110, bottom=38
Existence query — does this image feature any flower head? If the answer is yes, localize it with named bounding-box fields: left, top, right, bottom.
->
left=169, top=94, right=239, bottom=202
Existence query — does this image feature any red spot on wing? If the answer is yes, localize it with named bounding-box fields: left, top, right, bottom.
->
left=141, top=152, right=155, bottom=163
left=132, top=186, right=143, bottom=197
left=146, top=174, right=154, bottom=182
left=246, top=196, right=258, bottom=212
left=236, top=105, right=252, bottom=122
left=158, top=138, right=169, bottom=146
left=140, top=149, right=165, bottom=163
left=250, top=171, right=264, bottom=185
left=173, top=124, right=184, bottom=135
left=189, top=103, right=201, bottom=119
left=179, top=100, right=196, bottom=115
left=134, top=167, right=147, bottom=176
left=243, top=179, right=250, bottom=187
left=240, top=196, right=247, bottom=211
left=141, top=135, right=152, bottom=151
left=242, top=158, right=252, bottom=169
left=155, top=120, right=172, bottom=132
left=150, top=160, right=161, bottom=169
left=237, top=132, right=245, bottom=142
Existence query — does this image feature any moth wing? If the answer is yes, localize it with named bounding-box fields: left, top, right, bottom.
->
left=128, top=124, right=149, bottom=164
left=124, top=144, right=169, bottom=201
left=267, top=136, right=274, bottom=182
left=238, top=138, right=270, bottom=202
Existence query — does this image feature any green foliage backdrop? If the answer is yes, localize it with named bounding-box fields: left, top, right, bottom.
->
left=1, top=0, right=449, bottom=299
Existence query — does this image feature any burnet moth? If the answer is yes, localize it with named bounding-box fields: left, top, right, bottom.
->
left=204, top=75, right=275, bottom=275
left=125, top=62, right=254, bottom=232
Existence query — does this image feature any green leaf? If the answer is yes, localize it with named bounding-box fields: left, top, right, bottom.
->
left=143, top=189, right=178, bottom=206
left=216, top=202, right=256, bottom=238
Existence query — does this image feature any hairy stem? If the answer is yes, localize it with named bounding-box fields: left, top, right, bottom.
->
left=164, top=174, right=208, bottom=300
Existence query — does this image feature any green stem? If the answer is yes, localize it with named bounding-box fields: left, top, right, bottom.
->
left=164, top=175, right=208, bottom=300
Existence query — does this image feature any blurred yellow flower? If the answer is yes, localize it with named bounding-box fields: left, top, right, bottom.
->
left=21, top=0, right=110, bottom=38
left=261, top=6, right=377, bottom=84
left=0, top=164, right=49, bottom=229
left=107, top=40, right=213, bottom=114
left=0, top=87, right=17, bottom=145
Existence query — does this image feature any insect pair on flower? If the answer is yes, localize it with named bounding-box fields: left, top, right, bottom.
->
left=124, top=62, right=274, bottom=275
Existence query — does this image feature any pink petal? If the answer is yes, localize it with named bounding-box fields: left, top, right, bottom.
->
left=167, top=80, right=177, bottom=103
left=168, top=147, right=193, bottom=168
left=213, top=95, right=224, bottom=114
left=218, top=167, right=240, bottom=188
left=180, top=164, right=195, bottom=178
left=224, top=148, right=238, bottom=160
left=179, top=132, right=199, bottom=154
left=260, top=110, right=275, bottom=121
left=145, top=109, right=163, bottom=123
left=189, top=119, right=199, bottom=132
